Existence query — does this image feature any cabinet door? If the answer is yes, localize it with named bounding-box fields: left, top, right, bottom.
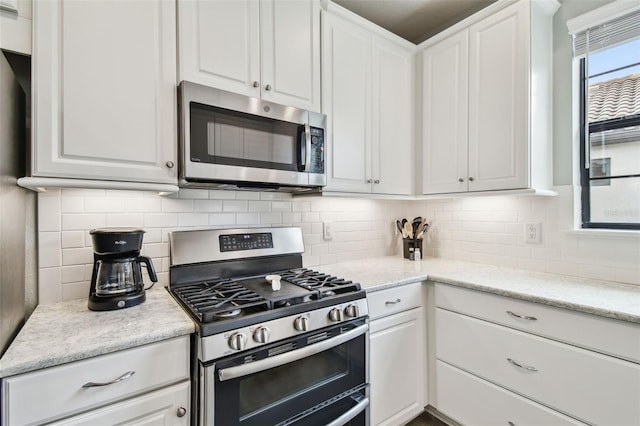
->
left=49, top=382, right=190, bottom=426
left=33, top=0, right=177, bottom=184
left=260, top=0, right=321, bottom=112
left=322, top=12, right=372, bottom=193
left=422, top=30, right=469, bottom=195
left=467, top=0, right=529, bottom=191
left=372, top=36, right=414, bottom=195
left=370, top=308, right=425, bottom=426
left=178, top=0, right=260, bottom=97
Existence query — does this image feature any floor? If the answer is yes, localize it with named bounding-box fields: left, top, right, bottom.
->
left=406, top=411, right=449, bottom=426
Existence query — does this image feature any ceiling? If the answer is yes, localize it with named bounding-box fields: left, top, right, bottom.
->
left=332, top=0, right=497, bottom=44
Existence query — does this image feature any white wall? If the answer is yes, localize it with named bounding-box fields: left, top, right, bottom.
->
left=37, top=185, right=639, bottom=304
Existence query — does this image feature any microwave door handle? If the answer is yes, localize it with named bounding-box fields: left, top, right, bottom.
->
left=325, top=397, right=369, bottom=426
left=302, top=123, right=311, bottom=172
left=218, top=323, right=368, bottom=381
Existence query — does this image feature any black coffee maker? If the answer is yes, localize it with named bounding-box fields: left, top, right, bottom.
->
left=88, top=228, right=157, bottom=311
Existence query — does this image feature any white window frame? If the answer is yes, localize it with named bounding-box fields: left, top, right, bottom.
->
left=567, top=0, right=640, bottom=233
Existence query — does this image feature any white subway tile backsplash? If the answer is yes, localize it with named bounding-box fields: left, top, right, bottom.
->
left=162, top=198, right=194, bottom=213
left=62, top=247, right=94, bottom=266
left=260, top=212, right=282, bottom=224
left=39, top=232, right=61, bottom=268
left=84, top=197, right=124, bottom=213
left=61, top=265, right=85, bottom=284
left=194, top=200, right=223, bottom=212
left=35, top=185, right=639, bottom=303
left=106, top=214, right=144, bottom=228
left=62, top=214, right=106, bottom=231
left=271, top=201, right=292, bottom=212
left=60, top=197, right=83, bottom=214
left=178, top=213, right=209, bottom=227
left=38, top=267, right=62, bottom=304
left=39, top=196, right=61, bottom=231
left=61, top=231, right=85, bottom=249
left=144, top=213, right=178, bottom=228
left=208, top=213, right=236, bottom=226
left=223, top=200, right=248, bottom=212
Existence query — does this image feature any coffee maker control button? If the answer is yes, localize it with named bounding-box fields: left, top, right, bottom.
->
left=117, top=300, right=126, bottom=308
left=228, top=332, right=247, bottom=351
left=253, top=327, right=271, bottom=344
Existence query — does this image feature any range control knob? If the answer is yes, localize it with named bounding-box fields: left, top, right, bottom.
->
left=228, top=332, right=247, bottom=351
left=344, top=304, right=359, bottom=318
left=328, top=308, right=343, bottom=322
left=253, top=326, right=271, bottom=344
left=294, top=316, right=309, bottom=332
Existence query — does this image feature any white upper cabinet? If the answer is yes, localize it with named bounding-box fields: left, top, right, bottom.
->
left=422, top=30, right=469, bottom=194
left=322, top=4, right=414, bottom=195
left=30, top=0, right=177, bottom=186
left=178, top=0, right=321, bottom=112
left=421, top=0, right=558, bottom=195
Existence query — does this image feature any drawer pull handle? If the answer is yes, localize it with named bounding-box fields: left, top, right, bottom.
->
left=385, top=299, right=401, bottom=305
left=82, top=371, right=135, bottom=388
left=507, top=358, right=538, bottom=372
left=506, top=311, right=537, bottom=321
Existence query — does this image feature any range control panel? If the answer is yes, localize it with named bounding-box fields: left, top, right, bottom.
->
left=219, top=233, right=274, bottom=252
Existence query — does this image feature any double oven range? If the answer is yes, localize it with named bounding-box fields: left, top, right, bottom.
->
left=169, top=227, right=370, bottom=426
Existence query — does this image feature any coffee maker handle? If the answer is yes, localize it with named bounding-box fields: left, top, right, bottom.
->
left=138, top=255, right=158, bottom=289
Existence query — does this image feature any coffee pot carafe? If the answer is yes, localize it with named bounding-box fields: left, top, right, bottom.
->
left=88, top=228, right=157, bottom=311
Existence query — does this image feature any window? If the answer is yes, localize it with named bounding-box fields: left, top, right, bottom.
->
left=571, top=4, right=640, bottom=230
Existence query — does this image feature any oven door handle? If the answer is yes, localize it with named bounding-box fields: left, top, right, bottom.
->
left=218, top=323, right=369, bottom=382
left=326, top=396, right=369, bottom=426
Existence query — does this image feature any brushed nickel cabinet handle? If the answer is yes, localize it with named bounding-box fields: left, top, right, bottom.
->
left=253, top=81, right=260, bottom=88
left=176, top=407, right=187, bottom=418
left=374, top=179, right=380, bottom=184
left=82, top=371, right=135, bottom=388
left=507, top=358, right=538, bottom=372
left=385, top=299, right=401, bottom=305
left=165, top=160, right=175, bottom=169
left=507, top=311, right=537, bottom=321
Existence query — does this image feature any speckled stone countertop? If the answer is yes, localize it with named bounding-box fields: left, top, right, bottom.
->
left=320, top=256, right=640, bottom=324
left=0, top=289, right=195, bottom=378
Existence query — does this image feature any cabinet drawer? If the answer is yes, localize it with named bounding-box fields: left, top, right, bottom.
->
left=436, top=361, right=586, bottom=426
left=435, top=283, right=640, bottom=362
left=436, top=309, right=640, bottom=426
left=2, top=336, right=189, bottom=426
left=367, top=283, right=422, bottom=320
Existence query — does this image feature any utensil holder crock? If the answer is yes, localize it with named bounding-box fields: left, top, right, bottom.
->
left=402, top=238, right=423, bottom=260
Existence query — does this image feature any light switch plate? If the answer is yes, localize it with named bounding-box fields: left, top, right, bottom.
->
left=323, top=221, right=333, bottom=241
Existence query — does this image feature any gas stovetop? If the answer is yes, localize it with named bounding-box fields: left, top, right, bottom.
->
left=170, top=268, right=364, bottom=336
left=168, top=228, right=367, bottom=338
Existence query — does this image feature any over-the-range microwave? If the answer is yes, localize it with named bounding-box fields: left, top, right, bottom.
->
left=178, top=81, right=326, bottom=192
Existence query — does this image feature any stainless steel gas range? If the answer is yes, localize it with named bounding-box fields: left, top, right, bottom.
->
left=169, top=227, right=370, bottom=426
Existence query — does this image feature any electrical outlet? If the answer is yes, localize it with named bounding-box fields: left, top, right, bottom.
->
left=323, top=221, right=333, bottom=241
left=524, top=222, right=542, bottom=244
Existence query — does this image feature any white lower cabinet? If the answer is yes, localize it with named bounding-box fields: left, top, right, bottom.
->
left=48, top=381, right=190, bottom=426
left=368, top=284, right=425, bottom=426
left=436, top=361, right=585, bottom=426
left=1, top=336, right=190, bottom=426
left=434, top=283, right=640, bottom=426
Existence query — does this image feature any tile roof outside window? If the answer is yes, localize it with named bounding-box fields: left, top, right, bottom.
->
left=588, top=73, right=640, bottom=122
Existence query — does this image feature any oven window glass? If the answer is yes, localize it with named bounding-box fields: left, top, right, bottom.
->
left=190, top=102, right=300, bottom=171
left=239, top=343, right=349, bottom=418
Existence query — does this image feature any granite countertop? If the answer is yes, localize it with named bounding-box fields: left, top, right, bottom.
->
left=320, top=256, right=640, bottom=324
left=0, top=289, right=195, bottom=378
left=2, top=256, right=637, bottom=378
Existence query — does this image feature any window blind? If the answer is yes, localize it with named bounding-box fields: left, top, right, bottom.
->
left=572, top=9, right=640, bottom=57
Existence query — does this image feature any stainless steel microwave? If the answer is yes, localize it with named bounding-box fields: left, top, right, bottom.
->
left=178, top=81, right=326, bottom=192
